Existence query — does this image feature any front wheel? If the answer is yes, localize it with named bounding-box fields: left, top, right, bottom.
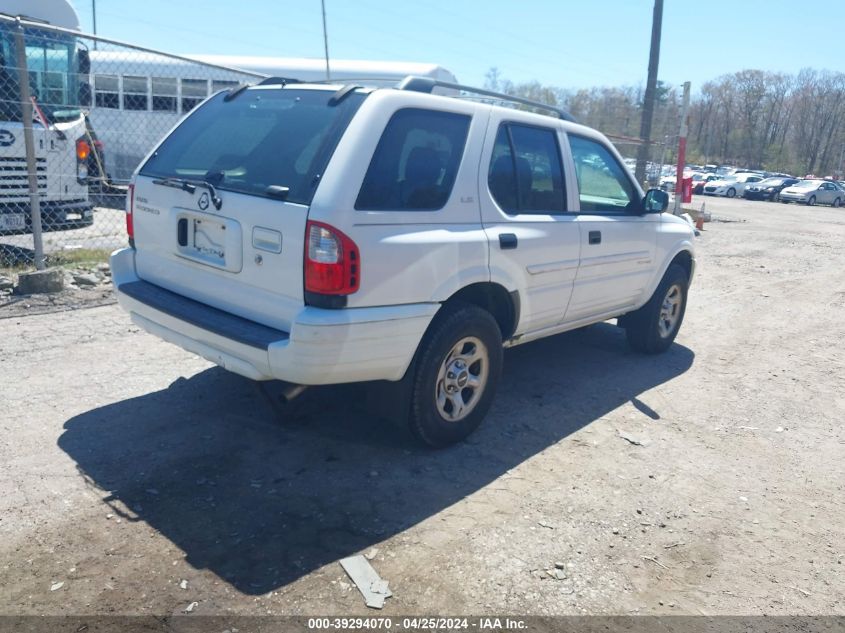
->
left=624, top=264, right=689, bottom=354
left=409, top=303, right=503, bottom=447
left=833, top=198, right=841, bottom=208
left=807, top=196, right=816, bottom=206
left=726, top=188, right=736, bottom=198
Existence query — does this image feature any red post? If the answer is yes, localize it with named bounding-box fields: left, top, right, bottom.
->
left=674, top=136, right=687, bottom=201
left=673, top=82, right=691, bottom=215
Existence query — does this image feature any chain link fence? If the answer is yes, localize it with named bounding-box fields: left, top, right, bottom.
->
left=0, top=15, right=264, bottom=267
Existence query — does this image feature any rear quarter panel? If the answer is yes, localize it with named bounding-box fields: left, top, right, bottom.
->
left=306, top=91, right=490, bottom=308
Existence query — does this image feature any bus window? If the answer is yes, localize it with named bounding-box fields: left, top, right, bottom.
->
left=123, top=75, right=148, bottom=111
left=181, top=78, right=207, bottom=113
left=212, top=80, right=240, bottom=93
left=94, top=74, right=119, bottom=109
left=152, top=77, right=177, bottom=112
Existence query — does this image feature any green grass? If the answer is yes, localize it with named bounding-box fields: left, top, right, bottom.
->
left=48, top=248, right=112, bottom=268
left=0, top=247, right=111, bottom=278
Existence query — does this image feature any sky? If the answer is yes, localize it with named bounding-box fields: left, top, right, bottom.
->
left=68, top=0, right=845, bottom=93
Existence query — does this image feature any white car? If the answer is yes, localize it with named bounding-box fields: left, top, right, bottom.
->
left=110, top=76, right=696, bottom=447
left=779, top=180, right=844, bottom=206
left=702, top=172, right=764, bottom=198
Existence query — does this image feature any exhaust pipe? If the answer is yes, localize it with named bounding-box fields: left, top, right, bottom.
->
left=278, top=382, right=308, bottom=403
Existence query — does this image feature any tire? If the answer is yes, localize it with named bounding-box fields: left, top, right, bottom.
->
left=409, top=303, right=503, bottom=448
left=833, top=198, right=841, bottom=208
left=807, top=196, right=816, bottom=206
left=726, top=188, right=736, bottom=198
left=772, top=192, right=779, bottom=202
left=624, top=264, right=689, bottom=354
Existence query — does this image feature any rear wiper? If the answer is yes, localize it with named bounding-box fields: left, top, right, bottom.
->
left=153, top=177, right=196, bottom=194
left=152, top=177, right=223, bottom=210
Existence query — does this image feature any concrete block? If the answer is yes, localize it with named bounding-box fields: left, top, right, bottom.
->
left=16, top=268, right=65, bottom=295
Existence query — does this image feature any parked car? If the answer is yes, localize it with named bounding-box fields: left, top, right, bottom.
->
left=692, top=172, right=719, bottom=194
left=779, top=180, right=844, bottom=206
left=110, top=77, right=696, bottom=447
left=702, top=172, right=764, bottom=198
left=744, top=177, right=800, bottom=201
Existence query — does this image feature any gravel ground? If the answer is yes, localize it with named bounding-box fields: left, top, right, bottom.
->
left=0, top=196, right=842, bottom=618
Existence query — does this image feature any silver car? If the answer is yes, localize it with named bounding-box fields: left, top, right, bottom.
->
left=779, top=180, right=844, bottom=207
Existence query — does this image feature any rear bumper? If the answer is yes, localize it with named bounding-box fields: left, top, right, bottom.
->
left=110, top=248, right=438, bottom=384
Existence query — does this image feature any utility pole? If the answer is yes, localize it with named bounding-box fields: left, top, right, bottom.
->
left=635, top=0, right=664, bottom=186
left=14, top=22, right=45, bottom=270
left=321, top=0, right=330, bottom=81
left=673, top=81, right=691, bottom=216
left=92, top=0, right=97, bottom=49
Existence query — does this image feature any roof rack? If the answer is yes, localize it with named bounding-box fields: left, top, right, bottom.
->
left=397, top=76, right=577, bottom=123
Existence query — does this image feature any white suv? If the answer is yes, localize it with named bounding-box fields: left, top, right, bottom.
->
left=111, top=77, right=695, bottom=447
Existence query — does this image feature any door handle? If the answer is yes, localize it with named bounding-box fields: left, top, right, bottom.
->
left=499, top=233, right=518, bottom=250
left=588, top=230, right=602, bottom=245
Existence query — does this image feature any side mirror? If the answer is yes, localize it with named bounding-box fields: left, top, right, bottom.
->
left=643, top=188, right=669, bottom=213
left=78, top=49, right=91, bottom=75
left=78, top=83, right=92, bottom=107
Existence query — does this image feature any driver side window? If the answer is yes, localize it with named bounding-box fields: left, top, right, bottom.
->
left=569, top=135, right=637, bottom=213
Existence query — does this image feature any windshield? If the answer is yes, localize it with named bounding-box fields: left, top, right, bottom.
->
left=140, top=88, right=367, bottom=206
left=795, top=180, right=822, bottom=189
left=0, top=24, right=81, bottom=122
left=760, top=178, right=784, bottom=186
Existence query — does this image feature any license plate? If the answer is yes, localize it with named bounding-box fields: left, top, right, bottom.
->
left=0, top=213, right=25, bottom=231
left=191, top=217, right=226, bottom=261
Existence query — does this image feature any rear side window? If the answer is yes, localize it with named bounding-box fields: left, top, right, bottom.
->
left=488, top=123, right=566, bottom=214
left=140, top=88, right=366, bottom=205
left=355, top=108, right=470, bottom=211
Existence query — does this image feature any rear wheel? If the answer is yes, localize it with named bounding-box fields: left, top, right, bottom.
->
left=833, top=198, right=841, bottom=208
left=726, top=188, right=736, bottom=198
left=624, top=264, right=689, bottom=354
left=807, top=196, right=816, bottom=206
left=409, top=303, right=503, bottom=447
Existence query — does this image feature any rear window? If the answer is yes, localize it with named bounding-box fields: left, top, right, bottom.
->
left=140, top=88, right=366, bottom=205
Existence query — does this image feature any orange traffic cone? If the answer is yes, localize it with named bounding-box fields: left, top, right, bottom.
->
left=695, top=215, right=704, bottom=231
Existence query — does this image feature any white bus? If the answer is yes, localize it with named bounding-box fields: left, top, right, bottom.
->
left=0, top=0, right=95, bottom=234
left=88, top=52, right=458, bottom=183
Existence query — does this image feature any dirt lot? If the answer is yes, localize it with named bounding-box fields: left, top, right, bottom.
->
left=0, top=196, right=843, bottom=619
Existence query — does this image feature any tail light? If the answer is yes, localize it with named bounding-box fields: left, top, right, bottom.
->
left=304, top=220, right=359, bottom=305
left=76, top=139, right=90, bottom=161
left=76, top=138, right=90, bottom=183
left=126, top=183, right=135, bottom=247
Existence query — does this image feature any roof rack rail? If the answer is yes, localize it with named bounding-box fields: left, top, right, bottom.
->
left=396, top=76, right=577, bottom=123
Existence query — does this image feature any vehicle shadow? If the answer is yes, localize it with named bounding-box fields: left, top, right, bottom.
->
left=58, top=323, right=694, bottom=595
